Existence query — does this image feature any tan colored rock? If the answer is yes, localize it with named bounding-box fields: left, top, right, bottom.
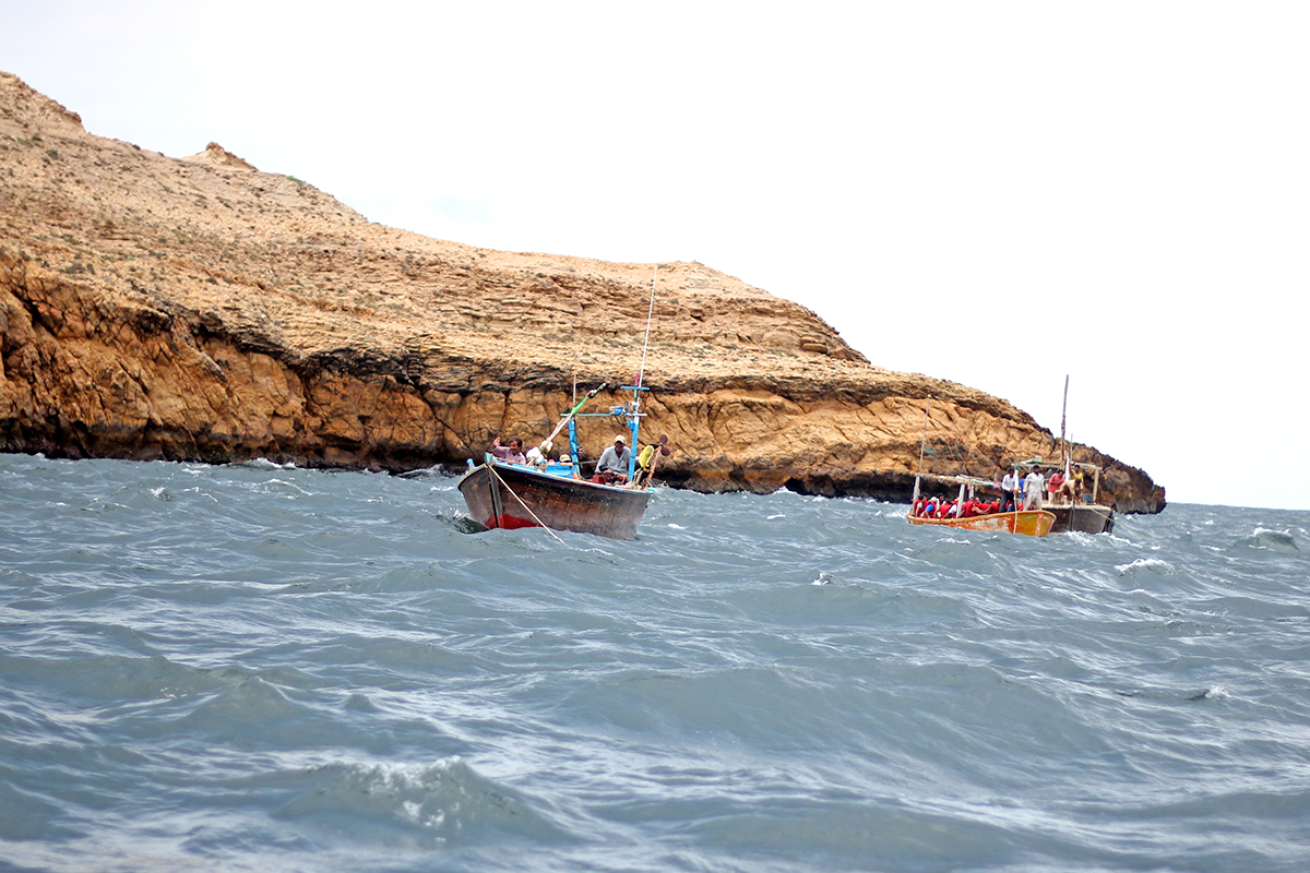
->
left=0, top=71, right=1164, bottom=511
left=187, top=142, right=257, bottom=171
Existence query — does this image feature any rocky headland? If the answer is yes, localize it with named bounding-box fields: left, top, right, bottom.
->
left=0, top=72, right=1164, bottom=512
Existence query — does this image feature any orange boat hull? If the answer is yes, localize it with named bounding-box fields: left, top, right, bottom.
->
left=906, top=509, right=1056, bottom=537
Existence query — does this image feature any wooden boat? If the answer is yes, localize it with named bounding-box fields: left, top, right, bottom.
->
left=1014, top=459, right=1115, bottom=535
left=457, top=380, right=662, bottom=541
left=458, top=267, right=667, bottom=541
left=907, top=506, right=1056, bottom=536
left=458, top=456, right=651, bottom=540
left=1051, top=501, right=1115, bottom=535
left=1014, top=377, right=1116, bottom=535
left=906, top=402, right=1054, bottom=538
left=906, top=474, right=1055, bottom=537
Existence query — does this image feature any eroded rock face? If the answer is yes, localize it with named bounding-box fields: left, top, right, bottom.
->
left=0, top=71, right=1164, bottom=511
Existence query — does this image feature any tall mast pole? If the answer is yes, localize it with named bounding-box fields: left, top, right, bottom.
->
left=1060, top=374, right=1070, bottom=475
left=625, top=266, right=659, bottom=485
left=913, top=397, right=932, bottom=503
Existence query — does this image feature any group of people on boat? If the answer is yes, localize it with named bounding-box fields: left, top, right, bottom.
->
left=1000, top=466, right=1084, bottom=510
left=910, top=495, right=1014, bottom=519
left=590, top=433, right=673, bottom=485
left=490, top=436, right=569, bottom=468
left=912, top=462, right=1093, bottom=520
left=1048, top=468, right=1086, bottom=504
left=488, top=432, right=671, bottom=487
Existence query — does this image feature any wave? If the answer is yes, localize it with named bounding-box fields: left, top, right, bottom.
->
left=1114, top=557, right=1178, bottom=576
left=6, top=456, right=1310, bottom=872
left=276, top=758, right=571, bottom=849
left=1237, top=527, right=1301, bottom=553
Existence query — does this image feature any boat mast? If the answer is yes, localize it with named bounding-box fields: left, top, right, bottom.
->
left=913, top=397, right=932, bottom=503
left=625, top=265, right=659, bottom=484
left=1060, top=374, right=1070, bottom=476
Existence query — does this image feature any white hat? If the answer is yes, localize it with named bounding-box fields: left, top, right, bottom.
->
left=613, top=435, right=626, bottom=445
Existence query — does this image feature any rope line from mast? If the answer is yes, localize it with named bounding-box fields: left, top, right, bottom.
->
left=487, top=464, right=568, bottom=546
left=636, top=265, right=658, bottom=389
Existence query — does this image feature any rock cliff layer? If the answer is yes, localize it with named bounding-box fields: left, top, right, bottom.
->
left=0, top=72, right=1164, bottom=512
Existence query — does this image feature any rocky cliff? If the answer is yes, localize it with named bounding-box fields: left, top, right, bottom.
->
left=0, top=72, right=1164, bottom=512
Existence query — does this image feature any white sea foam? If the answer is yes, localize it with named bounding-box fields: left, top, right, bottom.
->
left=1114, top=557, right=1178, bottom=576
left=238, top=457, right=298, bottom=470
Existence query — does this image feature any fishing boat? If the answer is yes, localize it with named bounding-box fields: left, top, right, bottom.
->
left=457, top=382, right=658, bottom=540
left=1021, top=375, right=1116, bottom=535
left=457, top=268, right=667, bottom=541
left=907, top=474, right=1056, bottom=537
left=1014, top=458, right=1115, bottom=535
left=905, top=399, right=1054, bottom=537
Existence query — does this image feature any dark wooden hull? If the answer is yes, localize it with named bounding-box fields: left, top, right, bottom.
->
left=458, top=461, right=651, bottom=540
left=1047, top=503, right=1115, bottom=534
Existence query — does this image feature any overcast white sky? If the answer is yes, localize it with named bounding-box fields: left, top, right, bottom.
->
left=4, top=2, right=1307, bottom=510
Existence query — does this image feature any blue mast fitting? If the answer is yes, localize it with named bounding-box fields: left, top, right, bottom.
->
left=567, top=418, right=580, bottom=478
left=564, top=383, right=651, bottom=486
left=620, top=385, right=649, bottom=484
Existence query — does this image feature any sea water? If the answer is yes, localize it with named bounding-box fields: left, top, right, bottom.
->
left=1, top=453, right=1307, bottom=872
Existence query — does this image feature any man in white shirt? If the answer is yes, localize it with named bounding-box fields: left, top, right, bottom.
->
left=1001, top=468, right=1019, bottom=510
left=1023, top=469, right=1045, bottom=510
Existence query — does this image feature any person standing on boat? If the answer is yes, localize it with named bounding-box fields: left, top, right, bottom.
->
left=1023, top=468, right=1045, bottom=510
left=1001, top=468, right=1020, bottom=510
left=490, top=436, right=527, bottom=465
left=1046, top=468, right=1066, bottom=505
left=594, top=435, right=632, bottom=484
left=636, top=434, right=671, bottom=484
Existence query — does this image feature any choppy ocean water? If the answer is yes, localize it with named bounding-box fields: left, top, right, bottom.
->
left=1, top=453, right=1308, bottom=873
